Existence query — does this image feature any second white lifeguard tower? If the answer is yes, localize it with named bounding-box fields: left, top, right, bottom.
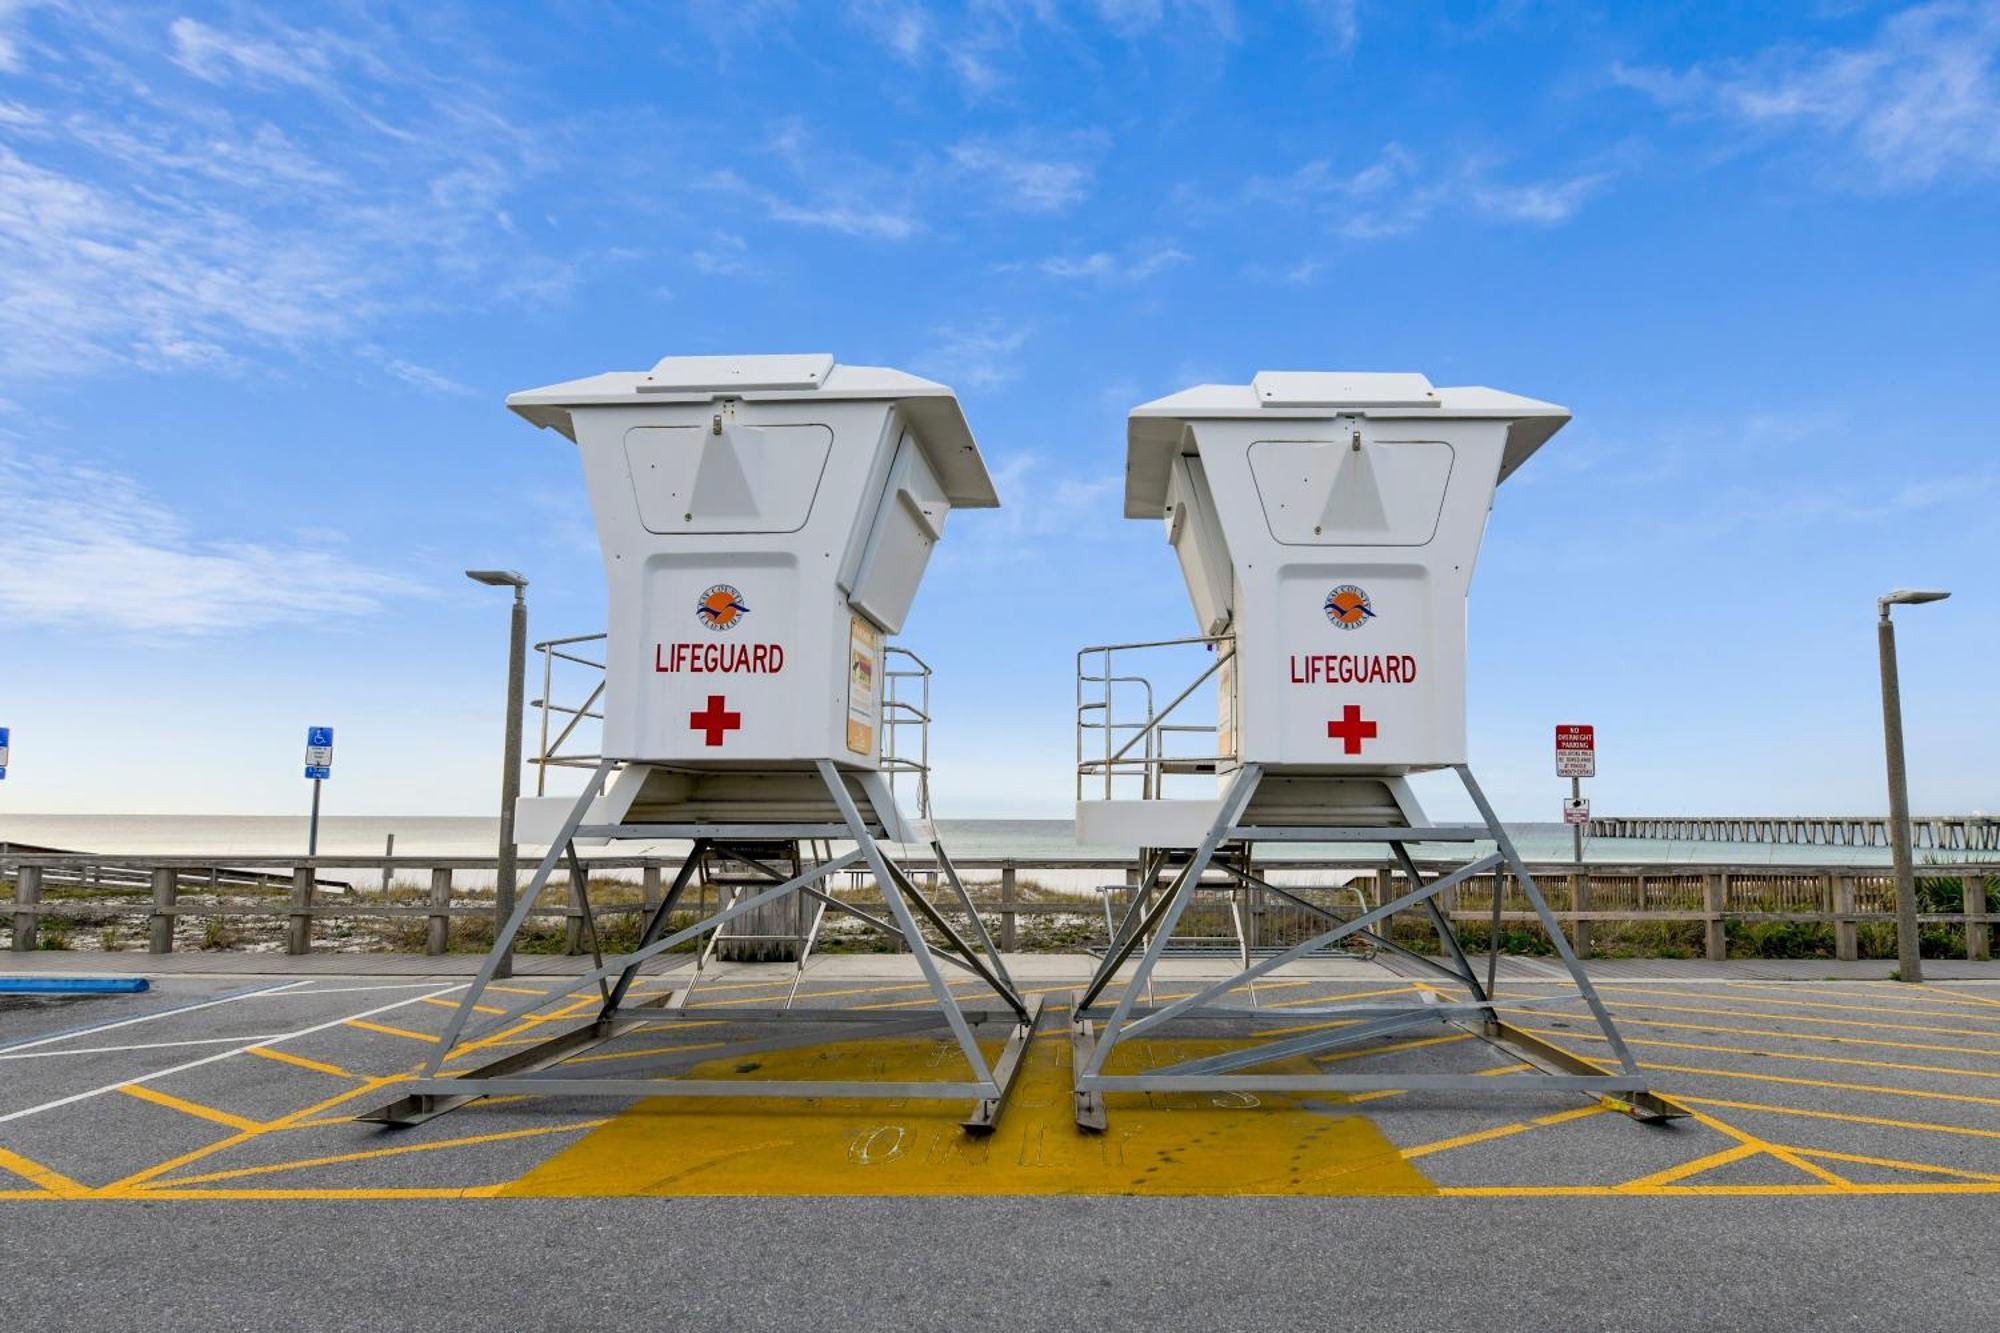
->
left=1070, top=370, right=1676, bottom=1126
left=367, top=354, right=1037, bottom=1132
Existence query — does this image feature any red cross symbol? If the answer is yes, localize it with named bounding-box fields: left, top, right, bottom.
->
left=688, top=694, right=741, bottom=747
left=1326, top=704, right=1378, bottom=755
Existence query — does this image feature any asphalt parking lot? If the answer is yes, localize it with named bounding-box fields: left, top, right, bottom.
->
left=2, top=963, right=1997, bottom=1329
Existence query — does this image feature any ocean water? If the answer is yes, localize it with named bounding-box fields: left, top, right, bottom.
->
left=0, top=812, right=1904, bottom=867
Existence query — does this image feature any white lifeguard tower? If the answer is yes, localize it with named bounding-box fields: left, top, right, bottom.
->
left=366, top=354, right=1036, bottom=1131
left=1069, top=371, right=1677, bottom=1126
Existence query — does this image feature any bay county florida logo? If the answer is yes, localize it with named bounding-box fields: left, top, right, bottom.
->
left=1323, top=584, right=1374, bottom=630
left=696, top=583, right=749, bottom=631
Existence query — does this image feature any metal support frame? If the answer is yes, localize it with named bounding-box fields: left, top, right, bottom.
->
left=360, top=759, right=1040, bottom=1134
left=1069, top=763, right=1684, bottom=1128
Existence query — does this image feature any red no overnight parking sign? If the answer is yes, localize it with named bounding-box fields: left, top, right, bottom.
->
left=1556, top=724, right=1595, bottom=778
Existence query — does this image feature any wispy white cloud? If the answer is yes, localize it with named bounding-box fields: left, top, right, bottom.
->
left=360, top=347, right=475, bottom=396
left=840, top=0, right=1351, bottom=97
left=948, top=134, right=1103, bottom=213
left=916, top=318, right=1032, bottom=390
left=846, top=0, right=933, bottom=58
left=935, top=451, right=1124, bottom=569
left=1465, top=171, right=1608, bottom=224
left=702, top=119, right=929, bottom=240
left=1243, top=255, right=1329, bottom=285
left=688, top=231, right=757, bottom=275
left=0, top=8, right=562, bottom=379
left=0, top=0, right=47, bottom=72
left=705, top=167, right=922, bottom=240
left=0, top=446, right=422, bottom=634
left=167, top=15, right=343, bottom=90
left=1029, top=243, right=1189, bottom=282
left=1613, top=1, right=2000, bottom=189
left=1297, top=0, right=1359, bottom=54
left=1236, top=143, right=1610, bottom=238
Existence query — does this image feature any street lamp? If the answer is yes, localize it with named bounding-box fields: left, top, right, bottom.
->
left=467, top=569, right=528, bottom=979
left=1877, top=588, right=1949, bottom=984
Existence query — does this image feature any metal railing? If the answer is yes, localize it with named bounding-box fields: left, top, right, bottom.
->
left=529, top=631, right=933, bottom=819
left=882, top=645, right=932, bottom=821
left=531, top=632, right=608, bottom=795
left=1077, top=634, right=1236, bottom=801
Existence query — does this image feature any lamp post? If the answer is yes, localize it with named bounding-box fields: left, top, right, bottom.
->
left=468, top=570, right=528, bottom=979
left=1877, top=587, right=1949, bottom=984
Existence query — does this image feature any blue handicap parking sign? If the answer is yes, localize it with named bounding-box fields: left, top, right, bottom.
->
left=307, top=726, right=334, bottom=748
left=304, top=765, right=332, bottom=780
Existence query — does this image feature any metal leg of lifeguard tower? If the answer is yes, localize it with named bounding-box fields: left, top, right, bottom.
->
left=360, top=759, right=1040, bottom=1134
left=1069, top=762, right=1684, bottom=1131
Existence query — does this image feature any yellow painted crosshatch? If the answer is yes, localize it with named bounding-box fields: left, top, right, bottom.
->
left=846, top=615, right=880, bottom=755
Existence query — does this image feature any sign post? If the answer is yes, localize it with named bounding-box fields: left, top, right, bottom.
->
left=304, top=726, right=335, bottom=855
left=0, top=726, right=10, bottom=781
left=1555, top=724, right=1595, bottom=865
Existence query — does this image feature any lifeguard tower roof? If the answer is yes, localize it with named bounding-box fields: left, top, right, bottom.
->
left=508, top=352, right=1000, bottom=509
left=1124, top=371, right=1568, bottom=518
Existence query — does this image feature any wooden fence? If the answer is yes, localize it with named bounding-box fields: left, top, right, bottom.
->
left=2, top=852, right=1994, bottom=963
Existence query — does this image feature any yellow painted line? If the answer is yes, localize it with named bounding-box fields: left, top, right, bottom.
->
left=564, top=1040, right=728, bottom=1066
left=1436, top=1182, right=2000, bottom=1196
left=1256, top=983, right=1428, bottom=1011
left=100, top=1075, right=407, bottom=1192
left=1706, top=983, right=2000, bottom=1023
left=446, top=1033, right=568, bottom=1056
left=1780, top=1145, right=2000, bottom=1184
left=1675, top=1095, right=2000, bottom=1142
left=1294, top=1058, right=1530, bottom=1112
left=150, top=1120, right=610, bottom=1188
left=1318, top=1032, right=1475, bottom=1065
left=1616, top=1142, right=1762, bottom=1190
left=1511, top=1024, right=2000, bottom=1082
left=118, top=1084, right=265, bottom=1133
left=1511, top=1027, right=1857, bottom=1190
left=1508, top=1008, right=2000, bottom=1062
left=1401, top=1103, right=1606, bottom=1159
left=1917, top=985, right=2000, bottom=1011
left=1680, top=1109, right=1848, bottom=1188
left=95, top=1186, right=509, bottom=1201
left=1641, top=1061, right=2000, bottom=1109
left=1600, top=983, right=2000, bottom=1025
left=448, top=1009, right=775, bottom=1063
left=420, top=996, right=507, bottom=1017
left=706, top=978, right=945, bottom=1005
left=0, top=1146, right=88, bottom=1198
left=250, top=1047, right=359, bottom=1080
left=279, top=1093, right=538, bottom=1129
left=344, top=1019, right=440, bottom=1044
left=1582, top=997, right=2000, bottom=1045
left=439, top=984, right=676, bottom=1061
left=481, top=984, right=556, bottom=997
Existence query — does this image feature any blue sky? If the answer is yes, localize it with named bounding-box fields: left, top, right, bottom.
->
left=1, top=0, right=1995, bottom=821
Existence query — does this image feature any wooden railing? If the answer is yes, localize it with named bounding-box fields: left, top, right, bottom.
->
left=2, top=852, right=1994, bottom=963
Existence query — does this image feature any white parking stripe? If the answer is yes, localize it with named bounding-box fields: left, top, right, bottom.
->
left=264, top=983, right=462, bottom=996
left=0, top=1035, right=293, bottom=1061
left=0, top=984, right=464, bottom=1126
left=0, top=981, right=311, bottom=1057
